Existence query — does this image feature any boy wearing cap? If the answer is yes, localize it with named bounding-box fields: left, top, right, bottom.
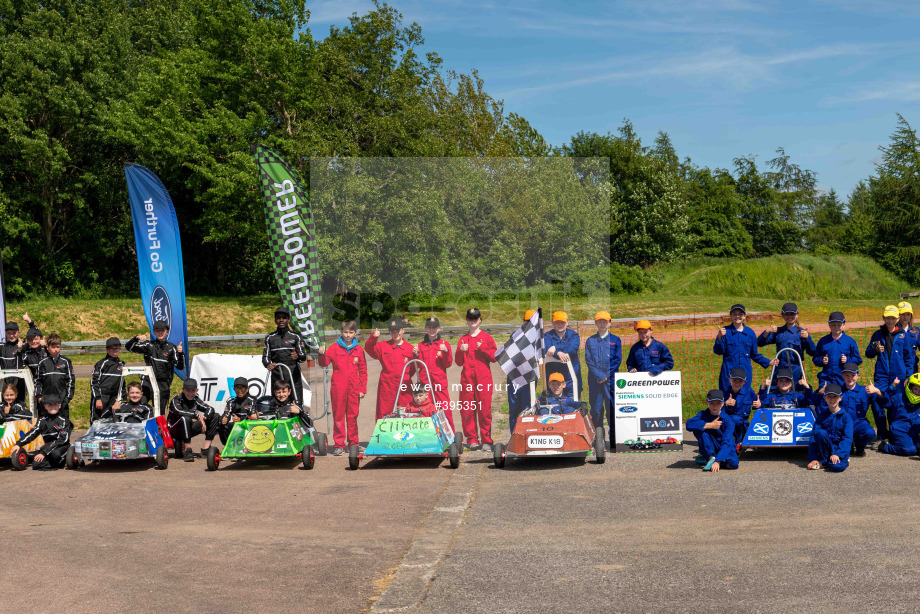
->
left=261, top=307, right=307, bottom=407
left=865, top=305, right=909, bottom=442
left=9, top=394, right=72, bottom=470
left=713, top=304, right=771, bottom=392
left=167, top=379, right=219, bottom=461
left=126, top=321, right=185, bottom=413
left=584, top=311, right=621, bottom=433
left=35, top=334, right=74, bottom=421
left=365, top=318, right=415, bottom=420
left=507, top=310, right=538, bottom=432
left=455, top=308, right=498, bottom=452
left=318, top=320, right=368, bottom=455
left=897, top=302, right=919, bottom=375
left=20, top=324, right=49, bottom=383
left=758, top=302, right=816, bottom=389
left=878, top=374, right=920, bottom=456
left=686, top=390, right=739, bottom=472
left=219, top=378, right=258, bottom=444
left=413, top=316, right=454, bottom=429
left=544, top=311, right=583, bottom=400
left=813, top=312, right=862, bottom=388
left=89, top=337, right=127, bottom=423
left=832, top=363, right=882, bottom=456
left=758, top=369, right=812, bottom=408
left=537, top=372, right=582, bottom=415
left=807, top=383, right=853, bottom=472
left=626, top=320, right=674, bottom=376
left=721, top=367, right=761, bottom=444
left=1, top=321, right=24, bottom=401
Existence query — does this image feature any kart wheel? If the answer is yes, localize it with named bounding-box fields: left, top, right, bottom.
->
left=348, top=444, right=360, bottom=470
left=593, top=427, right=606, bottom=465
left=302, top=446, right=315, bottom=470
left=454, top=432, right=463, bottom=448
left=206, top=446, right=220, bottom=472
left=155, top=445, right=168, bottom=470
left=313, top=431, right=328, bottom=456
left=11, top=449, right=28, bottom=471
left=448, top=441, right=460, bottom=469
left=493, top=442, right=506, bottom=468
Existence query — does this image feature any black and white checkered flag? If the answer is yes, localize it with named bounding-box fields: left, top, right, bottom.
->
left=495, top=310, right=544, bottom=389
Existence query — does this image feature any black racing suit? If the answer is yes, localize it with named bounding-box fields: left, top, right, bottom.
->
left=262, top=327, right=307, bottom=406
left=268, top=398, right=314, bottom=430
left=112, top=402, right=153, bottom=424
left=219, top=395, right=256, bottom=444
left=1, top=339, right=25, bottom=402
left=2, top=401, right=32, bottom=423
left=90, top=356, right=126, bottom=423
left=16, top=413, right=72, bottom=470
left=125, top=336, right=185, bottom=413
left=20, top=345, right=49, bottom=381
left=167, top=394, right=219, bottom=445
left=35, top=355, right=75, bottom=420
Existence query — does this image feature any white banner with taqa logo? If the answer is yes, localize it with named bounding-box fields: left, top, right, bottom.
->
left=189, top=353, right=311, bottom=414
left=613, top=371, right=683, bottom=453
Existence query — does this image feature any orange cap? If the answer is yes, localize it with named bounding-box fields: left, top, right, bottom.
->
left=552, top=311, right=568, bottom=322
left=595, top=311, right=611, bottom=321
left=523, top=309, right=537, bottom=321
left=548, top=372, right=565, bottom=383
left=635, top=319, right=652, bottom=331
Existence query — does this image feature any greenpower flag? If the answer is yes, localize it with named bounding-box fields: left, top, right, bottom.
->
left=252, top=144, right=324, bottom=353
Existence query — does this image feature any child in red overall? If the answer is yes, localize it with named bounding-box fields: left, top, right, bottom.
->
left=407, top=383, right=438, bottom=417
left=365, top=318, right=415, bottom=419
left=455, top=308, right=497, bottom=452
left=318, top=320, right=368, bottom=456
left=413, top=316, right=454, bottom=429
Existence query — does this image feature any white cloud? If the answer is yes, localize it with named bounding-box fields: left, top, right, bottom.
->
left=833, top=81, right=920, bottom=103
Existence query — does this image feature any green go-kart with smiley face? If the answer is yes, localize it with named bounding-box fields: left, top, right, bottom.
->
left=205, top=396, right=324, bottom=471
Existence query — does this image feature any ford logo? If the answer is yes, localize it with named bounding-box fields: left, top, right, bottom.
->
left=619, top=406, right=638, bottom=413
left=150, top=286, right=172, bottom=329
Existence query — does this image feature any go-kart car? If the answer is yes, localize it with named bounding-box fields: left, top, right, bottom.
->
left=493, top=358, right=605, bottom=468
left=70, top=366, right=171, bottom=470
left=348, top=359, right=461, bottom=470
left=205, top=395, right=326, bottom=471
left=741, top=348, right=815, bottom=449
left=1, top=368, right=43, bottom=469
left=625, top=438, right=661, bottom=451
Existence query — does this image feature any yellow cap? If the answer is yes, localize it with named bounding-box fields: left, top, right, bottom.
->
left=595, top=311, right=611, bottom=321
left=523, top=309, right=537, bottom=321
left=548, top=372, right=565, bottom=383
left=552, top=311, right=568, bottom=322
left=898, top=301, right=913, bottom=315
left=884, top=305, right=900, bottom=318
left=635, top=319, right=652, bottom=331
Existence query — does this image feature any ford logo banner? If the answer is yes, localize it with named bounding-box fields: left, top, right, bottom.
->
left=150, top=286, right=172, bottom=330
left=619, top=406, right=638, bottom=413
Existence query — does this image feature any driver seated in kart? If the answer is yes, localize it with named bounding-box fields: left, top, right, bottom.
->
left=219, top=377, right=258, bottom=444
left=263, top=380, right=313, bottom=430
left=758, top=368, right=812, bottom=408
left=536, top=373, right=582, bottom=415
left=404, top=383, right=437, bottom=417
left=2, top=382, right=32, bottom=423
left=111, top=381, right=153, bottom=424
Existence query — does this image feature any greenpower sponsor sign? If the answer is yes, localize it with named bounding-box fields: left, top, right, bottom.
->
left=253, top=144, right=324, bottom=352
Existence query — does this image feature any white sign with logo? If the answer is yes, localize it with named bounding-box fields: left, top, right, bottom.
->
left=613, top=370, right=683, bottom=452
left=189, top=353, right=311, bottom=413
left=771, top=412, right=794, bottom=444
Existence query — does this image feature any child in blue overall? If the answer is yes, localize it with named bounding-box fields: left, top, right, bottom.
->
left=813, top=311, right=861, bottom=388
left=877, top=374, right=920, bottom=457
left=584, top=311, right=621, bottom=435
left=807, top=383, right=853, bottom=472
left=897, top=302, right=919, bottom=375
left=865, top=305, right=909, bottom=444
left=758, top=302, right=816, bottom=391
left=758, top=368, right=812, bottom=408
left=720, top=367, right=761, bottom=445
left=686, top=390, right=739, bottom=472
left=713, top=304, right=771, bottom=392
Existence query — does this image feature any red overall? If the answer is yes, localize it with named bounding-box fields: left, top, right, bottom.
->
left=365, top=336, right=415, bottom=419
left=408, top=397, right=438, bottom=418
left=415, top=335, right=454, bottom=429
left=317, top=340, right=367, bottom=448
left=455, top=331, right=497, bottom=445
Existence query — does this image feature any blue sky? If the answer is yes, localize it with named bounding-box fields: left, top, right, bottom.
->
left=306, top=0, right=920, bottom=197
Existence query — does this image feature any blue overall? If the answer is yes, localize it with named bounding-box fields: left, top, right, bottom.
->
left=759, top=388, right=812, bottom=409
left=536, top=391, right=581, bottom=415
left=686, top=409, right=739, bottom=469
left=813, top=333, right=862, bottom=387
left=719, top=385, right=758, bottom=444
left=866, top=325, right=910, bottom=441
left=878, top=385, right=920, bottom=456
left=507, top=376, right=534, bottom=433
left=758, top=325, right=817, bottom=389
left=626, top=339, right=674, bottom=376
left=834, top=383, right=876, bottom=451
left=543, top=328, right=582, bottom=400
left=808, top=408, right=853, bottom=472
left=901, top=324, right=920, bottom=375
left=584, top=332, right=621, bottom=430
left=713, top=325, right=771, bottom=391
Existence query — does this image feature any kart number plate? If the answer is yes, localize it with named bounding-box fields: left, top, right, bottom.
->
left=527, top=435, right=564, bottom=449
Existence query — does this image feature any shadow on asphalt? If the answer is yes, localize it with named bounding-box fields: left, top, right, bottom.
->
left=73, top=459, right=164, bottom=473
left=352, top=456, right=448, bottom=471
left=486, top=457, right=590, bottom=471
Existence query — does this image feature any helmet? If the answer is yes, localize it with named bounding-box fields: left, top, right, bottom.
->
left=906, top=373, right=920, bottom=405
